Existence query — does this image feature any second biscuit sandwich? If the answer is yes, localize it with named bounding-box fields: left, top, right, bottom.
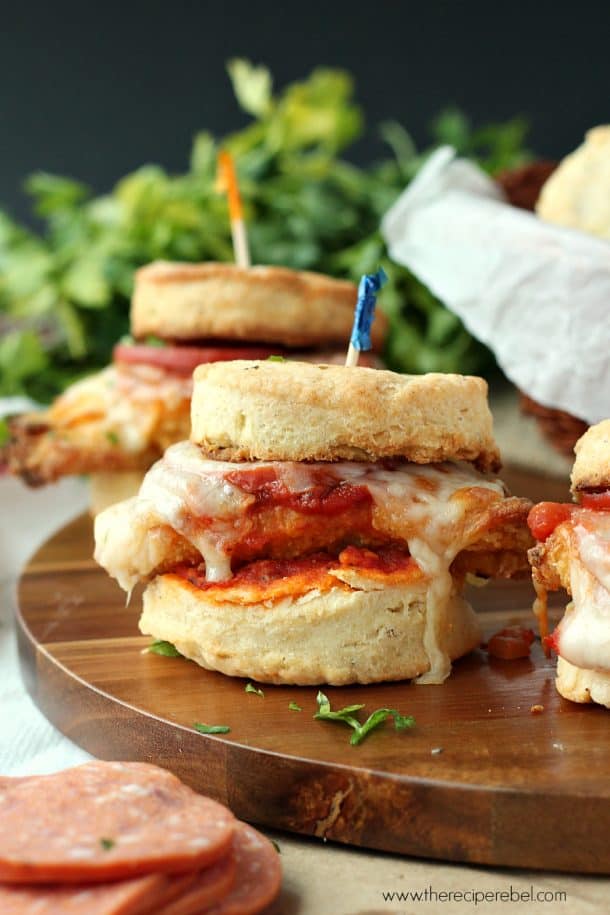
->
left=6, top=262, right=382, bottom=513
left=528, top=420, right=610, bottom=707
left=95, top=360, right=532, bottom=685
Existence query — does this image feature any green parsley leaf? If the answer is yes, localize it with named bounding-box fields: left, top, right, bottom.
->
left=391, top=710, right=416, bottom=732
left=147, top=640, right=183, bottom=658
left=349, top=708, right=415, bottom=746
left=144, top=335, right=167, bottom=348
left=314, top=691, right=364, bottom=730
left=194, top=723, right=231, bottom=735
left=0, top=418, right=9, bottom=447
left=105, top=429, right=119, bottom=445
left=266, top=355, right=286, bottom=362
left=245, top=683, right=264, bottom=697
left=227, top=58, right=273, bottom=118
left=314, top=692, right=415, bottom=746
left=99, top=837, right=115, bottom=851
left=288, top=702, right=302, bottom=712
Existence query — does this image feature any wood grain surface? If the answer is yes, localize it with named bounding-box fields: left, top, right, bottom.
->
left=16, top=469, right=610, bottom=874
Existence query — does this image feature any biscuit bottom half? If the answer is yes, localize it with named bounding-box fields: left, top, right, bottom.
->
left=139, top=574, right=481, bottom=685
left=556, top=657, right=610, bottom=708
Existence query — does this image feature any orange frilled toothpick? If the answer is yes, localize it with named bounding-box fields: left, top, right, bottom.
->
left=216, top=150, right=251, bottom=269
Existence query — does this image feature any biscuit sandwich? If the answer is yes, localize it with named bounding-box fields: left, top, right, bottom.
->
left=5, top=262, right=383, bottom=512
left=528, top=420, right=610, bottom=707
left=95, top=360, right=532, bottom=686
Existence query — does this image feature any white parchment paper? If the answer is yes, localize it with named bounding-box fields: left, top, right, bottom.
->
left=382, top=147, right=610, bottom=424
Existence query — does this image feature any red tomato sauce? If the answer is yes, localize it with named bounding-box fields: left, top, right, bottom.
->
left=527, top=502, right=575, bottom=542
left=486, top=625, right=536, bottom=660
left=579, top=491, right=610, bottom=510
left=225, top=467, right=373, bottom=517
left=172, top=545, right=415, bottom=593
left=542, top=628, right=561, bottom=655
left=174, top=553, right=337, bottom=591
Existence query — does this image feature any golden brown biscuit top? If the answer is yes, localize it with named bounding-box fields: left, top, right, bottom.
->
left=131, top=261, right=387, bottom=350
left=190, top=360, right=501, bottom=470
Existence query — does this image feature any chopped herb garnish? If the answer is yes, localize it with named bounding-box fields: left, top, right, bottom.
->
left=349, top=708, right=415, bottom=746
left=314, top=691, right=364, bottom=728
left=194, top=723, right=231, bottom=735
left=266, top=355, right=286, bottom=362
left=288, top=701, right=302, bottom=712
left=147, top=640, right=183, bottom=658
left=245, top=683, right=264, bottom=697
left=144, top=335, right=167, bottom=348
left=314, top=691, right=415, bottom=746
left=105, top=429, right=119, bottom=445
left=270, top=839, right=281, bottom=854
left=0, top=418, right=9, bottom=447
left=100, top=837, right=115, bottom=851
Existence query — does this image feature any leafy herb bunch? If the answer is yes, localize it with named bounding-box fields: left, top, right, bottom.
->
left=0, top=60, right=531, bottom=402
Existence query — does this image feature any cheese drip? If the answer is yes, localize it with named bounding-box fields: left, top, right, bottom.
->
left=95, top=441, right=505, bottom=682
left=560, top=515, right=610, bottom=671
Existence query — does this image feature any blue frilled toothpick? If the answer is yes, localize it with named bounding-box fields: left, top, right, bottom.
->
left=344, top=267, right=388, bottom=366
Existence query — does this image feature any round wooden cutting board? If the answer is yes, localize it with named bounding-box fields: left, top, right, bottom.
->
left=16, top=469, right=610, bottom=874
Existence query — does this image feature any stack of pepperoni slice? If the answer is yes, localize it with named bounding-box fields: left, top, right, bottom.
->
left=0, top=762, right=281, bottom=914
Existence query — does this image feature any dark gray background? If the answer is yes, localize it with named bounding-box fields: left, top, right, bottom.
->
left=2, top=0, right=608, bottom=224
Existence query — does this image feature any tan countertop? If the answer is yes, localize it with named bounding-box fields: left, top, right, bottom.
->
left=266, top=831, right=608, bottom=914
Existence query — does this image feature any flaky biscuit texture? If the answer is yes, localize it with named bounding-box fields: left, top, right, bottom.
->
left=131, top=261, right=386, bottom=349
left=139, top=575, right=481, bottom=685
left=191, top=361, right=500, bottom=469
left=536, top=126, right=610, bottom=239
left=556, top=657, right=610, bottom=708
left=571, top=419, right=610, bottom=492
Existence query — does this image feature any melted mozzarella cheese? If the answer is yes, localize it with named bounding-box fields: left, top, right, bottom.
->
left=560, top=515, right=610, bottom=671
left=94, top=497, right=177, bottom=595
left=50, top=364, right=191, bottom=455
left=95, top=443, right=505, bottom=682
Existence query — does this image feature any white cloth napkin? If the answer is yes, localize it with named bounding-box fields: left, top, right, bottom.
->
left=381, top=147, right=610, bottom=424
left=0, top=468, right=92, bottom=775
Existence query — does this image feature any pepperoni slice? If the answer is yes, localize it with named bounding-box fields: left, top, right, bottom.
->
left=204, top=823, right=282, bottom=915
left=158, top=850, right=236, bottom=915
left=113, top=344, right=282, bottom=375
left=0, top=872, right=167, bottom=915
left=0, top=861, right=234, bottom=915
left=0, top=762, right=235, bottom=884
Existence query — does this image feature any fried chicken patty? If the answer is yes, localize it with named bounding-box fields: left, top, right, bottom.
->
left=94, top=442, right=533, bottom=595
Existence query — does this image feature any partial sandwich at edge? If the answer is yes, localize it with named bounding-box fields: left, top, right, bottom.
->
left=94, top=360, right=532, bottom=686
left=528, top=420, right=610, bottom=707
